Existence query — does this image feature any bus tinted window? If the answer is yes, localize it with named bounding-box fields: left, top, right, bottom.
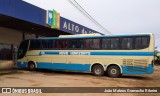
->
left=36, top=40, right=42, bottom=49
left=135, top=36, right=149, bottom=49
left=135, top=37, right=141, bottom=49
left=121, top=38, right=133, bottom=49
left=29, top=40, right=36, bottom=50
left=84, top=39, right=100, bottom=49
left=48, top=40, right=55, bottom=49
left=29, top=40, right=42, bottom=50
left=85, top=39, right=92, bottom=49
left=41, top=40, right=48, bottom=49
left=28, top=36, right=150, bottom=50
left=68, top=39, right=83, bottom=49
left=41, top=40, right=55, bottom=49
left=111, top=38, right=119, bottom=49
left=142, top=37, right=148, bottom=46
left=102, top=38, right=111, bottom=49
left=93, top=39, right=100, bottom=49
left=55, top=40, right=67, bottom=49
left=77, top=39, right=84, bottom=49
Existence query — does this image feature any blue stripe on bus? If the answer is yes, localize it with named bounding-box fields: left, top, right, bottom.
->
left=36, top=62, right=91, bottom=72
left=17, top=62, right=153, bottom=74
left=44, top=51, right=59, bottom=55
left=121, top=64, right=154, bottom=74
left=38, top=51, right=154, bottom=56
left=90, top=52, right=154, bottom=56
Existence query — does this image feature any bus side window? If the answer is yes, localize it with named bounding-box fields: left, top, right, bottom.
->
left=135, top=36, right=150, bottom=49
left=62, top=40, right=67, bottom=49
left=29, top=40, right=42, bottom=50
left=48, top=40, right=54, bottom=49
left=85, top=39, right=89, bottom=49
left=135, top=37, right=142, bottom=49
left=93, top=39, right=100, bottom=49
left=85, top=39, right=92, bottom=49
left=29, top=40, right=36, bottom=50
left=77, top=39, right=83, bottom=49
left=69, top=39, right=76, bottom=49
left=111, top=38, right=119, bottom=49
left=55, top=40, right=60, bottom=49
left=127, top=38, right=133, bottom=49
left=121, top=38, right=133, bottom=49
left=142, top=37, right=149, bottom=47
left=121, top=38, right=127, bottom=49
left=68, top=39, right=83, bottom=49
left=35, top=40, right=42, bottom=50
left=102, top=38, right=111, bottom=49
left=55, top=40, right=67, bottom=49
left=68, top=39, right=73, bottom=49
left=41, top=40, right=48, bottom=49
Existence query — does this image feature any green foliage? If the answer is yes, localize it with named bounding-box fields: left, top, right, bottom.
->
left=155, top=47, right=160, bottom=60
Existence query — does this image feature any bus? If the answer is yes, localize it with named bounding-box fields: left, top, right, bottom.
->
left=17, top=33, right=154, bottom=78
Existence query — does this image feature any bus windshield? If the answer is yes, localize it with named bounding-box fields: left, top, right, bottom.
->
left=17, top=40, right=29, bottom=59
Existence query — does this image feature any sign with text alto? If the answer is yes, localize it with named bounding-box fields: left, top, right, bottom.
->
left=60, top=17, right=102, bottom=34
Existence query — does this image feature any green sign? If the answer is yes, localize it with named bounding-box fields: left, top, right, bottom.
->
left=52, top=9, right=57, bottom=28
left=46, top=9, right=60, bottom=29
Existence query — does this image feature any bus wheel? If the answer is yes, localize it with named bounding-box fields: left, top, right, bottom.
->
left=28, top=62, right=36, bottom=71
left=107, top=65, right=120, bottom=78
left=92, top=65, right=104, bottom=76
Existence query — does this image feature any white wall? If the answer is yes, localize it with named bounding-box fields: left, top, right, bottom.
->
left=22, top=0, right=107, bottom=34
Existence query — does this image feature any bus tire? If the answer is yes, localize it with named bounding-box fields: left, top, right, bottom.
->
left=107, top=65, right=120, bottom=78
left=28, top=62, right=36, bottom=71
left=92, top=65, right=104, bottom=76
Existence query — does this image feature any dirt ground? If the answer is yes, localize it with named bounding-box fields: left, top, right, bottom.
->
left=0, top=66, right=160, bottom=96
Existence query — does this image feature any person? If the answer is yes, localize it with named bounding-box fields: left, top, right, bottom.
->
left=12, top=46, right=18, bottom=66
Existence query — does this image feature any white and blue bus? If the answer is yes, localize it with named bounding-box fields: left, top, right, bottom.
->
left=17, top=33, right=154, bottom=77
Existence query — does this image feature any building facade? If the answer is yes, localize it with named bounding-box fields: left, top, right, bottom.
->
left=0, top=0, right=101, bottom=64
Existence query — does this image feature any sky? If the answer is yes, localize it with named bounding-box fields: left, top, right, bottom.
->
left=23, top=0, right=160, bottom=50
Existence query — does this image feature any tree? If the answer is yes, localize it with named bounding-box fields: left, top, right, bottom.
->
left=155, top=47, right=160, bottom=60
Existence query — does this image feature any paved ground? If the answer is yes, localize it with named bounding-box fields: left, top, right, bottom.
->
left=0, top=66, right=160, bottom=96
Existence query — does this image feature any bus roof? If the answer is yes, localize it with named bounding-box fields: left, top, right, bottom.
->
left=59, top=33, right=102, bottom=37
left=31, top=33, right=153, bottom=40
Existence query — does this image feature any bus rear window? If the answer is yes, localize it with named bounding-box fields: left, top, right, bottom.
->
left=135, top=36, right=149, bottom=49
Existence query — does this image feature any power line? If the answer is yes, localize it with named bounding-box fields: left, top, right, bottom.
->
left=69, top=0, right=111, bottom=34
left=67, top=0, right=112, bottom=34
